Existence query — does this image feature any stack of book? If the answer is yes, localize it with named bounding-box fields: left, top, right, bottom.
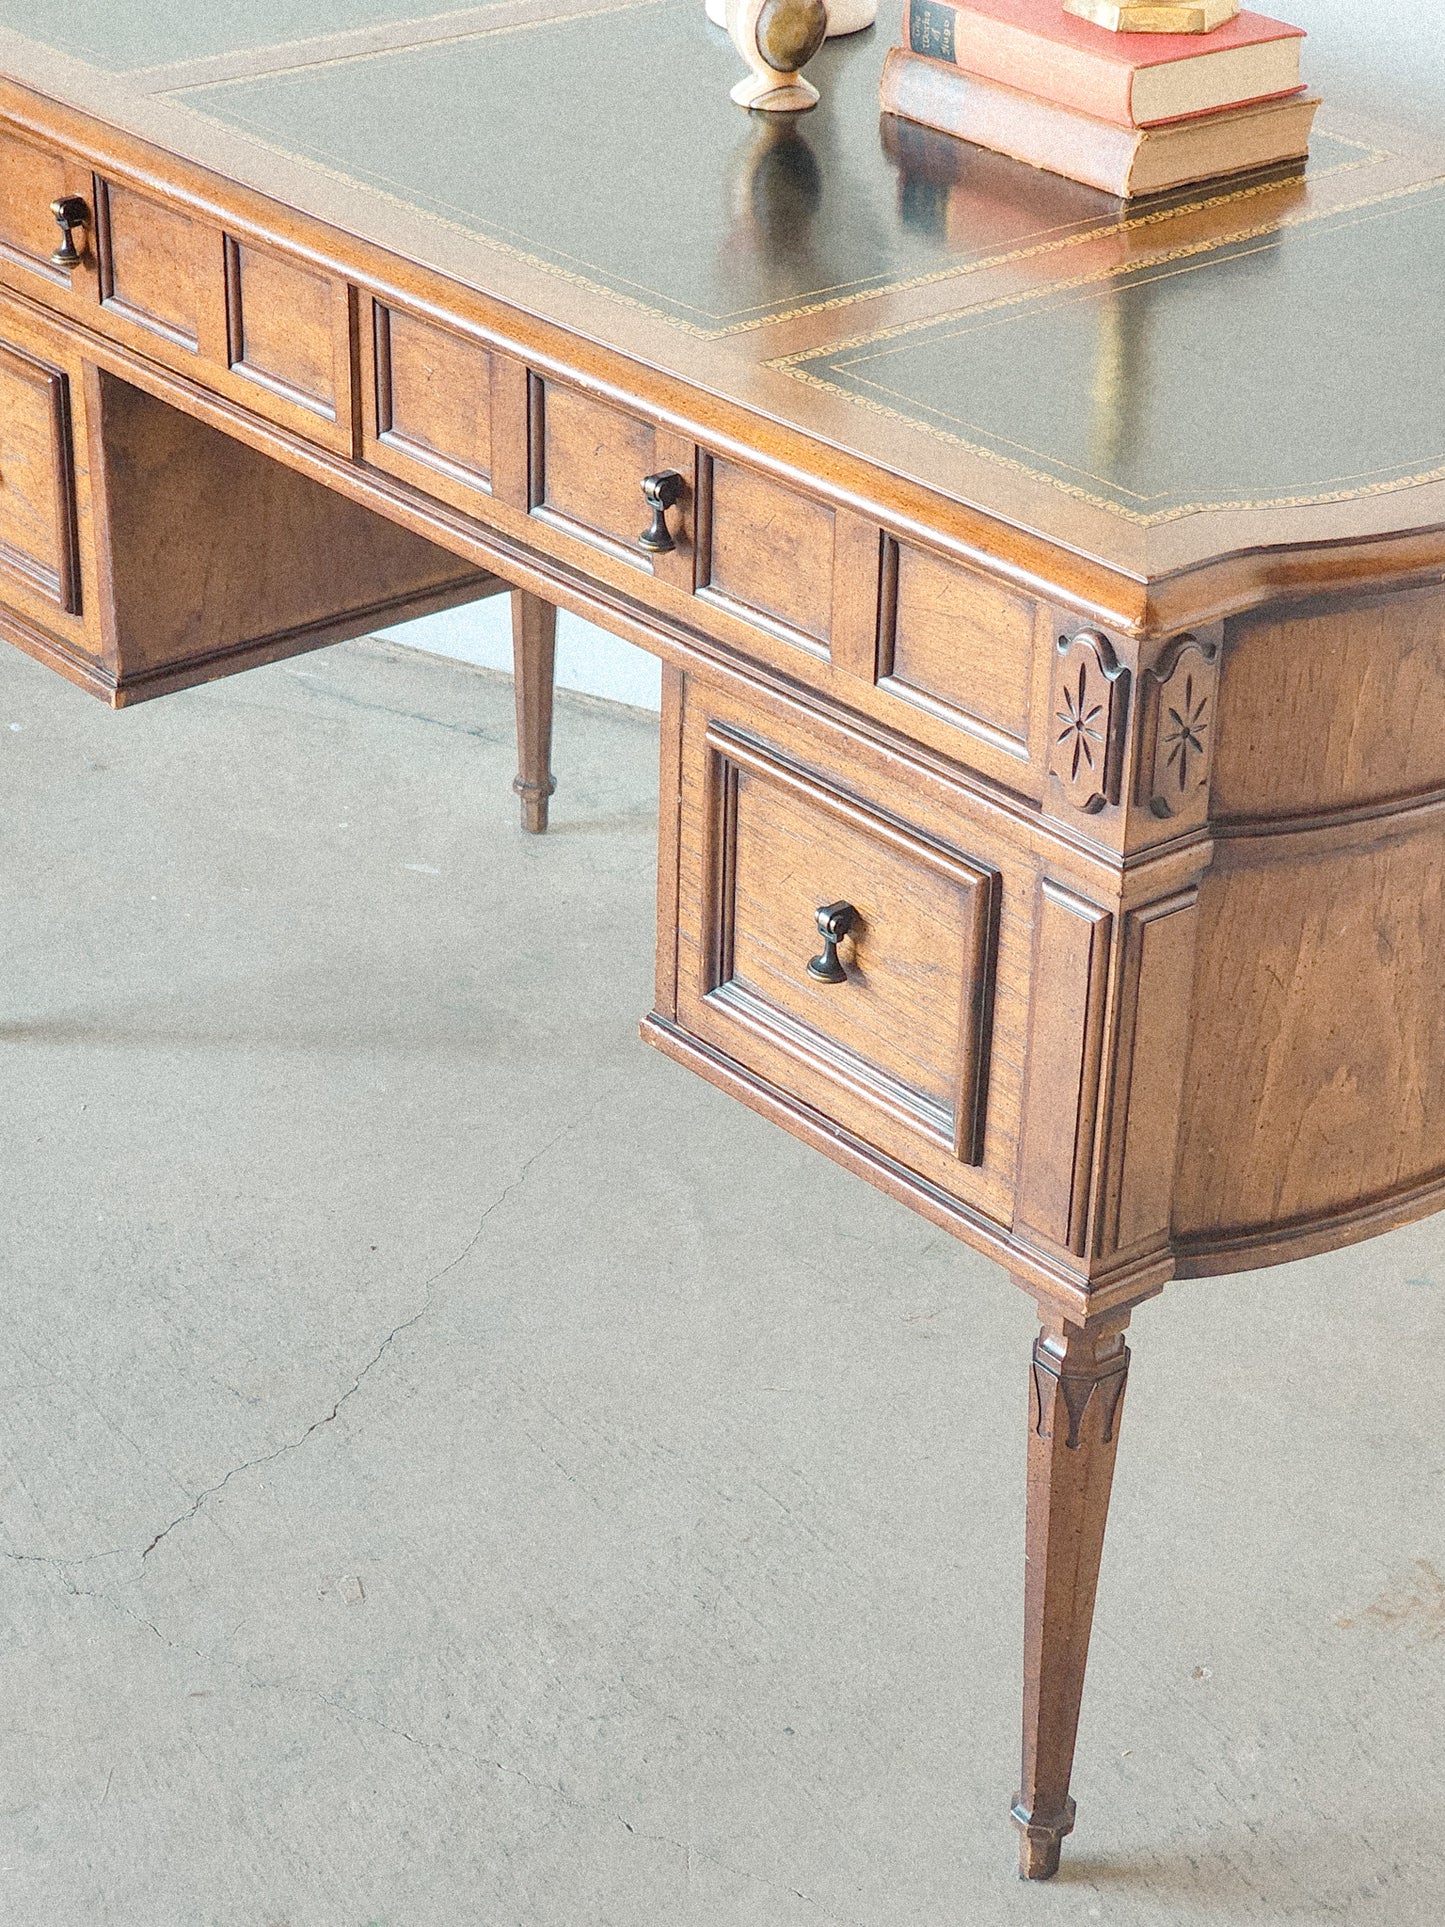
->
left=880, top=0, right=1318, bottom=199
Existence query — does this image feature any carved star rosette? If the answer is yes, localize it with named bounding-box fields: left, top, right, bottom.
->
left=1048, top=630, right=1130, bottom=815
left=1143, top=632, right=1221, bottom=824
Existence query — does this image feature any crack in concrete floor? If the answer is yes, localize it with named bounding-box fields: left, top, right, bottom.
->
left=138, top=1106, right=592, bottom=1565
left=1, top=1103, right=595, bottom=1583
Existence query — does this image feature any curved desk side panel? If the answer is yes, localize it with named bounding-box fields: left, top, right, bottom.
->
left=1173, top=580, right=1445, bottom=1271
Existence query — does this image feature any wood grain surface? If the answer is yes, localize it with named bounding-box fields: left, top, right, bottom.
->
left=0, top=2, right=1442, bottom=612
left=372, top=300, right=493, bottom=496
left=2, top=2, right=1444, bottom=1887
left=1175, top=812, right=1445, bottom=1244
left=0, top=332, right=81, bottom=616
left=1212, top=585, right=1445, bottom=824
left=97, top=178, right=206, bottom=352
left=87, top=362, right=500, bottom=700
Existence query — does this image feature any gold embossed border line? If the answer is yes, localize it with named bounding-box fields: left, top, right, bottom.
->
left=773, top=175, right=1445, bottom=525
left=158, top=0, right=1381, bottom=340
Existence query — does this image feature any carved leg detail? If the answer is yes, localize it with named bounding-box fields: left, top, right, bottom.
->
left=511, top=589, right=557, bottom=832
left=1012, top=1308, right=1131, bottom=1880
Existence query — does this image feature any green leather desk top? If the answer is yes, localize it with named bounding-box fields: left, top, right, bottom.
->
left=785, top=178, right=1445, bottom=524
left=1, top=0, right=1442, bottom=583
left=182, top=4, right=1097, bottom=335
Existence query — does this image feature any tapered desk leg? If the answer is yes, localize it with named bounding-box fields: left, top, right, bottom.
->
left=1012, top=1306, right=1131, bottom=1879
left=511, top=589, right=557, bottom=833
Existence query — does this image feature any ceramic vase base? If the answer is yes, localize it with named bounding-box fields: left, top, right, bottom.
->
left=730, top=72, right=820, bottom=109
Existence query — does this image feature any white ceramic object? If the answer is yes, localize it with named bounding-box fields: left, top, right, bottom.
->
left=725, top=0, right=828, bottom=112
left=707, top=0, right=877, bottom=35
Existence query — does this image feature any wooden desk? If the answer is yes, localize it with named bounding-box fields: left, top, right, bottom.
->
left=1, top=0, right=1442, bottom=1880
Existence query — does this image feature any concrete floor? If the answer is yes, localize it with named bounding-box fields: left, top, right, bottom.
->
left=1, top=635, right=1442, bottom=1927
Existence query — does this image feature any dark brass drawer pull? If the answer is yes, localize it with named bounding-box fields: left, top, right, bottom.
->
left=49, top=195, right=89, bottom=269
left=637, top=469, right=684, bottom=554
left=807, top=901, right=856, bottom=984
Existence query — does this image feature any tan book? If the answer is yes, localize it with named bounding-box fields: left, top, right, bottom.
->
left=879, top=46, right=1318, bottom=197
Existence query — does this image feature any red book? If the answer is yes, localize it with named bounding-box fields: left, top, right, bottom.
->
left=903, top=0, right=1306, bottom=127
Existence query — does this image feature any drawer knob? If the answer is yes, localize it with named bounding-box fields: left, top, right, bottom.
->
left=807, top=900, right=856, bottom=985
left=637, top=469, right=685, bottom=554
left=49, top=195, right=89, bottom=269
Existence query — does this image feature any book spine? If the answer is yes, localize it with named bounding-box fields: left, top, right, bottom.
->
left=880, top=48, right=1142, bottom=194
left=1128, top=92, right=1316, bottom=191
left=904, top=0, right=1138, bottom=124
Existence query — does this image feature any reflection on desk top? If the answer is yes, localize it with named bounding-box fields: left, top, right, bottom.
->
left=179, top=1, right=1126, bottom=334
left=1, top=0, right=1443, bottom=588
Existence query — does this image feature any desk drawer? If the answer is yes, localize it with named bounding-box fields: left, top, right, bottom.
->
left=0, top=127, right=83, bottom=288
left=878, top=538, right=1050, bottom=767
left=365, top=300, right=495, bottom=509
left=223, top=234, right=350, bottom=434
left=93, top=178, right=353, bottom=448
left=0, top=299, right=102, bottom=671
left=695, top=454, right=839, bottom=658
left=525, top=391, right=851, bottom=660
left=94, top=178, right=213, bottom=356
left=529, top=376, right=692, bottom=571
left=0, top=128, right=357, bottom=456
left=518, top=370, right=1050, bottom=792
left=668, top=673, right=1028, bottom=1219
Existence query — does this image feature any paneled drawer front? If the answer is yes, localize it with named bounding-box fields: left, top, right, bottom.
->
left=673, top=675, right=1030, bottom=1220
left=709, top=728, right=997, bottom=1158
left=97, top=179, right=211, bottom=353
left=83, top=174, right=356, bottom=451
left=0, top=335, right=82, bottom=614
left=530, top=378, right=687, bottom=569
left=367, top=300, right=493, bottom=506
left=697, top=455, right=836, bottom=656
left=0, top=128, right=73, bottom=285
left=225, top=237, right=344, bottom=424
left=0, top=298, right=102, bottom=667
left=880, top=538, right=1048, bottom=761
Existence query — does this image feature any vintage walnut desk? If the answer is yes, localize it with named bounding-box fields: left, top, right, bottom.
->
left=1, top=0, right=1443, bottom=1882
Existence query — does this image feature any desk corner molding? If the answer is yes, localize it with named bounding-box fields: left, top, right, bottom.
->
left=1141, top=629, right=1222, bottom=828
left=1047, top=627, right=1131, bottom=818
